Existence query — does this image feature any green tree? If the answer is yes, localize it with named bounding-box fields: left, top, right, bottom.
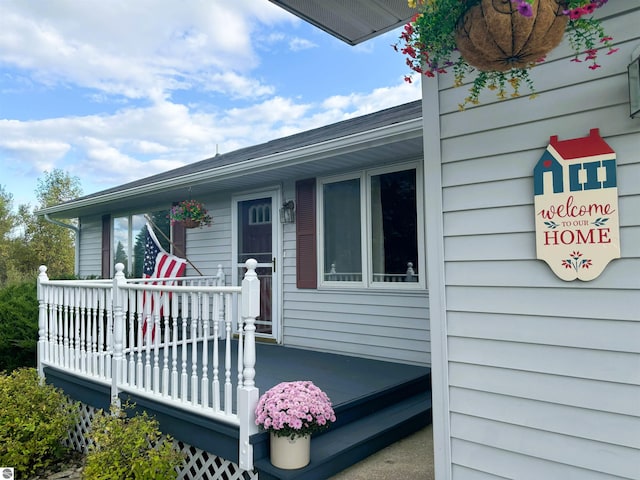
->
left=114, top=240, right=129, bottom=276
left=0, top=282, right=38, bottom=371
left=17, top=169, right=83, bottom=279
left=0, top=187, right=18, bottom=284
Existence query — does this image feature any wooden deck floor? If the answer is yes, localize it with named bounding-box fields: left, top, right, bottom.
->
left=44, top=341, right=431, bottom=478
left=250, top=342, right=429, bottom=408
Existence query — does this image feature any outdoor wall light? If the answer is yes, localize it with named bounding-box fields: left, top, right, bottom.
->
left=279, top=200, right=295, bottom=224
left=629, top=47, right=640, bottom=119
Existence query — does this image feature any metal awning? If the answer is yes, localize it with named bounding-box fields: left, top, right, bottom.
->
left=268, top=0, right=414, bottom=45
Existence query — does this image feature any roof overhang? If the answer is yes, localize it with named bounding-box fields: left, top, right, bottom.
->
left=38, top=116, right=424, bottom=219
left=268, top=0, right=414, bottom=45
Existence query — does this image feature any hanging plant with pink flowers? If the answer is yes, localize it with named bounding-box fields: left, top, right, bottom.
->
left=169, top=200, right=213, bottom=228
left=394, top=0, right=618, bottom=109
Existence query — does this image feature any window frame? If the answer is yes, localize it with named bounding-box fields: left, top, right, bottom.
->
left=317, top=160, right=425, bottom=290
left=111, top=209, right=172, bottom=277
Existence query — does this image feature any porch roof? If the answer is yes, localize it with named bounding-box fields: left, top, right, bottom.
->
left=39, top=100, right=423, bottom=219
left=267, top=0, right=415, bottom=46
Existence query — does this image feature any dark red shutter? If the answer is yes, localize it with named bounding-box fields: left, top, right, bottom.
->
left=296, top=178, right=317, bottom=289
left=172, top=214, right=187, bottom=259
left=101, top=214, right=111, bottom=278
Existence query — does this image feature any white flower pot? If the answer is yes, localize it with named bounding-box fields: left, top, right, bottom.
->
left=269, top=432, right=310, bottom=469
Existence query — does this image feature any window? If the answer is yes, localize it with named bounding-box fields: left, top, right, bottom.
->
left=319, top=164, right=422, bottom=288
left=112, top=210, right=170, bottom=277
left=323, top=178, right=362, bottom=281
left=248, top=203, right=271, bottom=225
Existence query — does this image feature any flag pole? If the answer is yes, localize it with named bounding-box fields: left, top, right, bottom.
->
left=144, top=214, right=204, bottom=276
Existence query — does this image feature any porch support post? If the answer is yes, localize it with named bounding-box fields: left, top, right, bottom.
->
left=238, top=259, right=260, bottom=471
left=111, top=263, right=126, bottom=410
left=37, top=266, right=49, bottom=379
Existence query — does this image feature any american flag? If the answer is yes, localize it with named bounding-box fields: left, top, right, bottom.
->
left=141, top=223, right=187, bottom=341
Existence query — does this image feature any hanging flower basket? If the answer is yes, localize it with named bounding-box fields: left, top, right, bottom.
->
left=182, top=218, right=201, bottom=229
left=455, top=0, right=568, bottom=72
left=169, top=200, right=213, bottom=228
left=395, top=0, right=618, bottom=109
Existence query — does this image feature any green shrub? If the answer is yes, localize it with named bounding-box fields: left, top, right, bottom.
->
left=83, top=405, right=184, bottom=480
left=0, top=281, right=38, bottom=372
left=0, top=368, right=77, bottom=477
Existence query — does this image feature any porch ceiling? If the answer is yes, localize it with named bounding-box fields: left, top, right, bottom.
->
left=268, top=0, right=414, bottom=45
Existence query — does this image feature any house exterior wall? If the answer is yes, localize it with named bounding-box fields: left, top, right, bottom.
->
left=281, top=180, right=431, bottom=367
left=424, top=4, right=640, bottom=479
left=75, top=178, right=430, bottom=367
left=78, top=216, right=102, bottom=278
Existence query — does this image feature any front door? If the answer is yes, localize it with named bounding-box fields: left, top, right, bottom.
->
left=233, top=192, right=279, bottom=340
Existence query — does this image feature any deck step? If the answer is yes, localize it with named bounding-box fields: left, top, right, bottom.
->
left=254, top=392, right=432, bottom=480
left=331, top=372, right=430, bottom=428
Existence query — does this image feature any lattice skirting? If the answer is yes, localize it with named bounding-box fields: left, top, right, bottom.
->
left=64, top=399, right=258, bottom=480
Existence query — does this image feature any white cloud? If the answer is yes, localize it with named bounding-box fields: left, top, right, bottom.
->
left=0, top=1, right=419, bottom=209
left=289, top=37, right=318, bottom=52
left=0, top=1, right=292, bottom=102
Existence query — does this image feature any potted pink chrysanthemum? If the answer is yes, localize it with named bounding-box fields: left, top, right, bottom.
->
left=255, top=381, right=336, bottom=470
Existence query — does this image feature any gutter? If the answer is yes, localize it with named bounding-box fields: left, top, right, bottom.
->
left=44, top=214, right=80, bottom=276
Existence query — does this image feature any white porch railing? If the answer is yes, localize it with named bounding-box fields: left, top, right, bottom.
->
left=37, top=259, right=260, bottom=471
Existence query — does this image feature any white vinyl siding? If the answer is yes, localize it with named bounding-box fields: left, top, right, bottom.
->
left=283, top=181, right=430, bottom=366
left=78, top=216, right=102, bottom=278
left=425, top=4, right=640, bottom=479
left=173, top=197, right=233, bottom=278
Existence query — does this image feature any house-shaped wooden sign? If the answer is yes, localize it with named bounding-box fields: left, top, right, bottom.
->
left=533, top=129, right=620, bottom=281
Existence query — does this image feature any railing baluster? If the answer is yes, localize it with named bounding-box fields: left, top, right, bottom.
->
left=72, top=287, right=79, bottom=371
left=55, top=288, right=62, bottom=366
left=126, top=289, right=135, bottom=386
left=212, top=292, right=220, bottom=411
left=134, top=290, right=142, bottom=390
left=47, top=285, right=55, bottom=364
left=105, top=288, right=113, bottom=379
left=63, top=287, right=70, bottom=369
left=201, top=292, right=209, bottom=409
left=98, top=289, right=105, bottom=379
left=224, top=292, right=232, bottom=416
left=70, top=288, right=77, bottom=368
left=90, top=289, right=97, bottom=376
left=162, top=292, right=170, bottom=397
left=144, top=289, right=152, bottom=392
left=171, top=292, right=179, bottom=400
left=237, top=311, right=244, bottom=403
left=153, top=291, right=161, bottom=394
left=79, top=288, right=86, bottom=373
left=180, top=291, right=188, bottom=403
left=190, top=293, right=199, bottom=406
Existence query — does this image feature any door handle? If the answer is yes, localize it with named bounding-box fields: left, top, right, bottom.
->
left=273, top=257, right=276, bottom=273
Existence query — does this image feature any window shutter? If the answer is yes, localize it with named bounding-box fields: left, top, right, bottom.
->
left=172, top=215, right=187, bottom=259
left=101, top=214, right=111, bottom=279
left=296, top=178, right=317, bottom=289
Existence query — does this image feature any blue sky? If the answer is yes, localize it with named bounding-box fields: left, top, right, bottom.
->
left=0, top=0, right=421, bottom=210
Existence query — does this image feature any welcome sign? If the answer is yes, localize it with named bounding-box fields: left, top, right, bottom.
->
left=533, top=129, right=620, bottom=281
